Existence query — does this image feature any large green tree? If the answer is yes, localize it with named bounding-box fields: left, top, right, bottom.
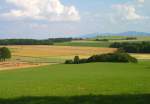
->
left=0, top=47, right=11, bottom=61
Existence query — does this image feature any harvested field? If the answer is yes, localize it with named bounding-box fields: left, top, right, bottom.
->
left=131, top=54, right=150, bottom=60
left=0, top=61, right=50, bottom=71
left=0, top=45, right=116, bottom=70
left=8, top=45, right=116, bottom=57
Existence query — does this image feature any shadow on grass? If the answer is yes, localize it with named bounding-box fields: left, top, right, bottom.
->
left=0, top=94, right=150, bottom=104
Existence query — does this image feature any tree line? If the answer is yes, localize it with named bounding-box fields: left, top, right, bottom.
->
left=110, top=41, right=150, bottom=53
left=0, top=38, right=72, bottom=45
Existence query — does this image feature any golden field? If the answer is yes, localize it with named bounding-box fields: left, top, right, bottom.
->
left=0, top=45, right=116, bottom=70
left=8, top=45, right=116, bottom=57
left=1, top=45, right=150, bottom=70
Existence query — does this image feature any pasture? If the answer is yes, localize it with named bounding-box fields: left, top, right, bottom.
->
left=0, top=62, right=150, bottom=104
left=95, top=36, right=150, bottom=42
left=55, top=36, right=150, bottom=48
left=55, top=40, right=111, bottom=47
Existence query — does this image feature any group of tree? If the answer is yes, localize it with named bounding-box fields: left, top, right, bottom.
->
left=110, top=41, right=150, bottom=53
left=0, top=38, right=72, bottom=45
left=65, top=50, right=138, bottom=64
left=48, top=38, right=72, bottom=43
left=95, top=37, right=137, bottom=42
left=0, top=47, right=11, bottom=61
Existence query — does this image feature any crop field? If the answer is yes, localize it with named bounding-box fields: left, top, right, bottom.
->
left=55, top=40, right=111, bottom=47
left=0, top=45, right=116, bottom=70
left=95, top=36, right=150, bottom=42
left=131, top=54, right=150, bottom=60
left=0, top=62, right=150, bottom=104
left=8, top=45, right=116, bottom=57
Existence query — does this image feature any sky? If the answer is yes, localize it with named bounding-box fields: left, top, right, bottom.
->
left=0, top=0, right=150, bottom=39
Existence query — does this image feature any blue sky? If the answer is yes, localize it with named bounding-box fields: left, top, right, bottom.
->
left=0, top=0, right=149, bottom=39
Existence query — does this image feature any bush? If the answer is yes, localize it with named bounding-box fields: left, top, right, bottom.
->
left=79, top=59, right=88, bottom=64
left=65, top=49, right=138, bottom=64
left=95, top=39, right=109, bottom=41
left=65, top=51, right=138, bottom=64
left=65, top=60, right=74, bottom=64
left=87, top=52, right=137, bottom=63
left=74, top=56, right=80, bottom=64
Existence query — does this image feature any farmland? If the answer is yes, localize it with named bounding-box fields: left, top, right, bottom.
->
left=9, top=45, right=115, bottom=57
left=0, top=0, right=150, bottom=103
left=55, top=40, right=111, bottom=47
left=0, top=45, right=116, bottom=70
left=0, top=62, right=150, bottom=104
left=55, top=36, right=150, bottom=47
left=0, top=37, right=150, bottom=104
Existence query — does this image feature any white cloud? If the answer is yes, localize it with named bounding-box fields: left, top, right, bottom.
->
left=113, top=4, right=146, bottom=21
left=2, top=0, right=80, bottom=21
left=137, top=0, right=145, bottom=4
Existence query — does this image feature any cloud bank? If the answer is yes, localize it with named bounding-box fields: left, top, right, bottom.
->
left=112, top=0, right=148, bottom=21
left=2, top=0, right=80, bottom=21
left=113, top=4, right=144, bottom=20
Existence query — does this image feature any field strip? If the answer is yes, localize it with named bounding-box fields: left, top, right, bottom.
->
left=131, top=54, right=150, bottom=60
left=0, top=63, right=56, bottom=71
left=7, top=45, right=116, bottom=57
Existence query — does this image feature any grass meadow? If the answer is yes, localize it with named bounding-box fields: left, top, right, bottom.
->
left=55, top=36, right=150, bottom=48
left=0, top=61, right=150, bottom=103
left=54, top=41, right=111, bottom=47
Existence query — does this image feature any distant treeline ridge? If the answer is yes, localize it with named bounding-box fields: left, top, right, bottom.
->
left=0, top=38, right=72, bottom=45
left=110, top=41, right=150, bottom=53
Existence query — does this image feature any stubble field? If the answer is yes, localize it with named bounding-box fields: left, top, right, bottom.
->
left=0, top=45, right=116, bottom=70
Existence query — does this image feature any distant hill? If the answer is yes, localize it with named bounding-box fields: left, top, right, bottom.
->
left=80, top=31, right=150, bottom=38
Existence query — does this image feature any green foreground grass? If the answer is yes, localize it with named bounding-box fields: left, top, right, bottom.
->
left=0, top=61, right=150, bottom=103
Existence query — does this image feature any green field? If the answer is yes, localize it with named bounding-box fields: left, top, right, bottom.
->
left=95, top=36, right=150, bottom=41
left=0, top=61, right=150, bottom=104
left=55, top=41, right=111, bottom=47
left=54, top=36, right=150, bottom=48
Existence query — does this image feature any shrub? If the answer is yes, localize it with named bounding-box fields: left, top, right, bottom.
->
left=79, top=59, right=88, bottom=64
left=87, top=52, right=137, bottom=63
left=95, top=39, right=109, bottom=41
left=65, top=60, right=74, bottom=64
left=65, top=51, right=138, bottom=64
left=74, top=56, right=80, bottom=64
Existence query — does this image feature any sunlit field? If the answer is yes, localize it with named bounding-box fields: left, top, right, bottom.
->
left=0, top=62, right=150, bottom=104
left=0, top=45, right=116, bottom=70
